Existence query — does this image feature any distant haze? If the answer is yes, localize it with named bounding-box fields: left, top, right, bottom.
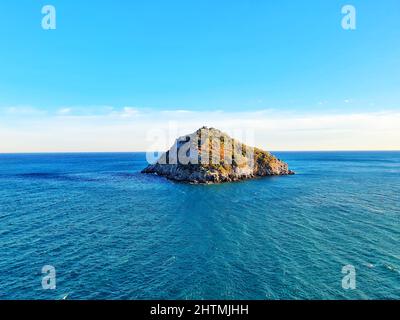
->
left=0, top=107, right=399, bottom=153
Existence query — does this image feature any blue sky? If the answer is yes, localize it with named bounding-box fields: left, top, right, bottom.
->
left=0, top=0, right=399, bottom=151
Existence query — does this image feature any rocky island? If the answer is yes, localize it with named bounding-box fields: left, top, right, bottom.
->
left=142, top=127, right=294, bottom=184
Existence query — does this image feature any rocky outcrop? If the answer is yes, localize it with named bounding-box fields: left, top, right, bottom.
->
left=142, top=127, right=294, bottom=184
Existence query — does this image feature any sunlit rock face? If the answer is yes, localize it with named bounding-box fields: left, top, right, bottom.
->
left=142, top=127, right=294, bottom=184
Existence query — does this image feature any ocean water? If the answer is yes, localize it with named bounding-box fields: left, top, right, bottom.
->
left=0, top=152, right=399, bottom=300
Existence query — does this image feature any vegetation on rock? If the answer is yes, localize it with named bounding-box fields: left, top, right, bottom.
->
left=142, top=127, right=294, bottom=183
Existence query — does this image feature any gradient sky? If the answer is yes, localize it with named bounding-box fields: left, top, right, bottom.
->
left=0, top=0, right=399, bottom=152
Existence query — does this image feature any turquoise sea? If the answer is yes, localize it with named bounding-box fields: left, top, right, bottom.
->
left=0, top=152, right=399, bottom=300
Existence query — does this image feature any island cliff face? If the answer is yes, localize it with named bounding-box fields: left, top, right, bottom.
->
left=142, top=127, right=294, bottom=184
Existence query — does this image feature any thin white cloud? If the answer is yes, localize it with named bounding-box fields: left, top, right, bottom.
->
left=0, top=106, right=47, bottom=116
left=0, top=107, right=399, bottom=152
left=111, top=107, right=140, bottom=118
left=58, top=108, right=72, bottom=115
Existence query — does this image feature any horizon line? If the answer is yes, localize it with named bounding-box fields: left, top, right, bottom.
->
left=1, top=149, right=400, bottom=155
